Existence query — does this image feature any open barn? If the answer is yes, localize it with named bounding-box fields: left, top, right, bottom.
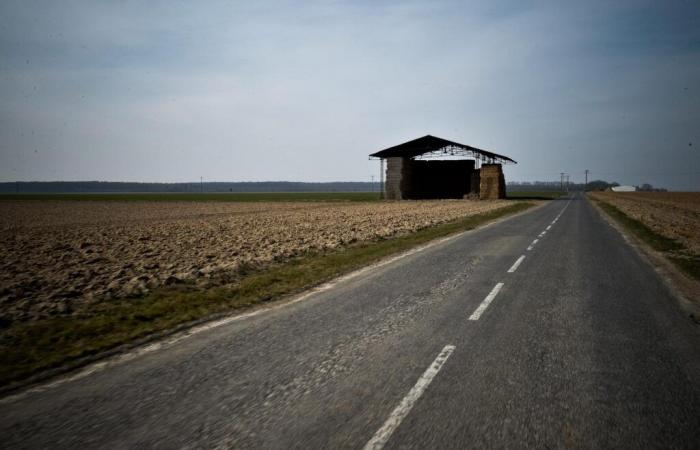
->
left=369, top=135, right=516, bottom=200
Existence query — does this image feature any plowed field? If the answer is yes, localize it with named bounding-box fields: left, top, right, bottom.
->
left=0, top=200, right=514, bottom=322
left=589, top=192, right=700, bottom=255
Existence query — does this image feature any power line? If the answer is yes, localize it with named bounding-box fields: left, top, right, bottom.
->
left=585, top=171, right=700, bottom=177
left=511, top=171, right=700, bottom=177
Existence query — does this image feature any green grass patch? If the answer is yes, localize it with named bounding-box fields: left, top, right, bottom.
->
left=596, top=201, right=684, bottom=252
left=507, top=191, right=567, bottom=200
left=0, top=202, right=534, bottom=387
left=0, top=192, right=381, bottom=202
left=668, top=257, right=700, bottom=280
left=593, top=199, right=700, bottom=280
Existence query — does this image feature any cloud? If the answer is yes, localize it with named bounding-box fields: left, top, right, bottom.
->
left=1, top=0, right=699, bottom=188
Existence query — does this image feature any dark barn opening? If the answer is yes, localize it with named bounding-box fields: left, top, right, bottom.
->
left=369, top=135, right=516, bottom=200
left=393, top=159, right=475, bottom=199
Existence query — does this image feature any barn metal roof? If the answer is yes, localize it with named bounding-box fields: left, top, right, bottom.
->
left=369, top=135, right=516, bottom=164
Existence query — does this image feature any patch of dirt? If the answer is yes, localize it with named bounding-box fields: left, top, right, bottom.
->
left=0, top=200, right=514, bottom=322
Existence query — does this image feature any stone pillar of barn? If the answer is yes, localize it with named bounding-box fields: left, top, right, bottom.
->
left=384, top=157, right=405, bottom=200
left=479, top=163, right=506, bottom=199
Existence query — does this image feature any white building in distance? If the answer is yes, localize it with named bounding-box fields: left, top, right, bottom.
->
left=611, top=185, right=637, bottom=192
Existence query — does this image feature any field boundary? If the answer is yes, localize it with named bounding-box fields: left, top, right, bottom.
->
left=0, top=192, right=381, bottom=202
left=0, top=190, right=561, bottom=202
left=1, top=201, right=542, bottom=397
left=588, top=195, right=700, bottom=321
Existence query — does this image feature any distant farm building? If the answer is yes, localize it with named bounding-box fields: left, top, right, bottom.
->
left=611, top=185, right=637, bottom=192
left=369, top=135, right=516, bottom=200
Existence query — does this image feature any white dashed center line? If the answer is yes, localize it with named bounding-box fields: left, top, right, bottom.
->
left=469, top=282, right=504, bottom=321
left=527, top=238, right=539, bottom=251
left=366, top=196, right=578, bottom=450
left=507, top=255, right=526, bottom=273
left=363, top=345, right=456, bottom=450
left=526, top=196, right=572, bottom=253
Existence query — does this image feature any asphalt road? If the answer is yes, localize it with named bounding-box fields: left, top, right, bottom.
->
left=2, top=193, right=699, bottom=449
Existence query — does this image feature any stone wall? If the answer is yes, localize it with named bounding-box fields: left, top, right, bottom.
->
left=385, top=157, right=405, bottom=200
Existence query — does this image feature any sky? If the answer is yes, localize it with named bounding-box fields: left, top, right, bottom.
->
left=1, top=0, right=699, bottom=189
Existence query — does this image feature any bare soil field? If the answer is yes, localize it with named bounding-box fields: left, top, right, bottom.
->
left=589, top=192, right=700, bottom=255
left=0, top=200, right=514, bottom=323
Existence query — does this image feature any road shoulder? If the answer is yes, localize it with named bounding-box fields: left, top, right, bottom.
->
left=588, top=195, right=700, bottom=322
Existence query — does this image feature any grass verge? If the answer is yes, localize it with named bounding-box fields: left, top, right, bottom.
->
left=507, top=191, right=566, bottom=200
left=593, top=199, right=700, bottom=281
left=0, top=202, right=534, bottom=388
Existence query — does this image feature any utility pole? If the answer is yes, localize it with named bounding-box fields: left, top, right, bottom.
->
left=560, top=172, right=564, bottom=192
left=584, top=169, right=589, bottom=191
left=566, top=175, right=570, bottom=192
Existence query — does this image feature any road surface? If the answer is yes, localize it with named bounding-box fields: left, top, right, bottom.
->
left=2, top=194, right=699, bottom=448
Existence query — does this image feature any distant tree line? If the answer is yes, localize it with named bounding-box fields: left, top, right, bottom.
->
left=507, top=180, right=666, bottom=192
left=1, top=179, right=666, bottom=194
left=583, top=180, right=666, bottom=192
left=0, top=181, right=379, bottom=194
left=507, top=181, right=584, bottom=191
left=635, top=183, right=667, bottom=192
left=584, top=180, right=619, bottom=191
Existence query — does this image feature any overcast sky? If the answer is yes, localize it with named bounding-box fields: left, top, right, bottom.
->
left=1, top=0, right=699, bottom=189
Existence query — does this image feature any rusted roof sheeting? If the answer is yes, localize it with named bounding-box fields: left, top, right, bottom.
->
left=369, top=135, right=516, bottom=164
